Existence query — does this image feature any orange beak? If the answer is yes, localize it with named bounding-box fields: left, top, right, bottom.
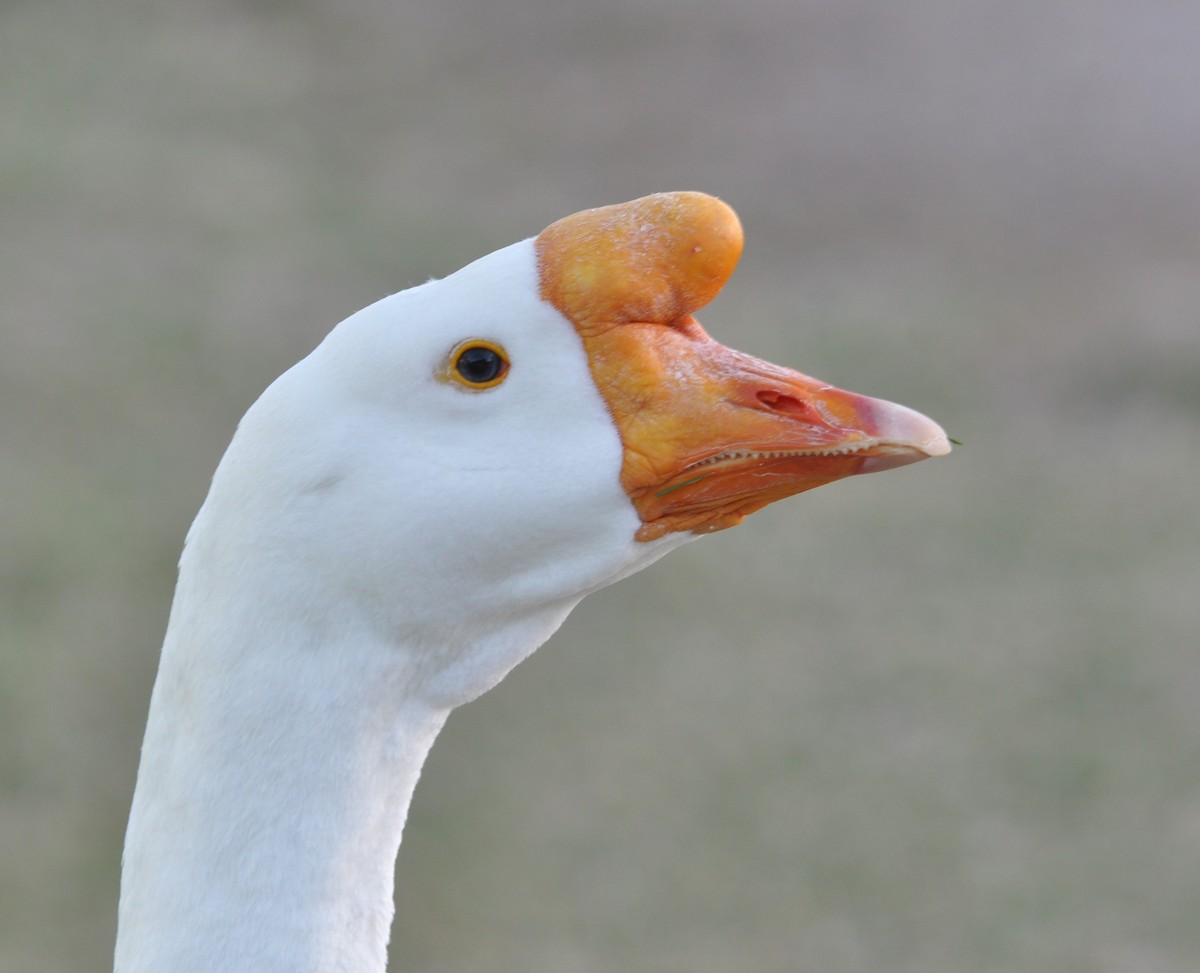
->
left=594, top=315, right=950, bottom=540
left=537, top=192, right=951, bottom=542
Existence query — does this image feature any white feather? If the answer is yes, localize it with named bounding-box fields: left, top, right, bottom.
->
left=115, top=239, right=691, bottom=973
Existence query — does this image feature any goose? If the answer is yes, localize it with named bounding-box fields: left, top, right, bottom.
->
left=113, top=191, right=950, bottom=973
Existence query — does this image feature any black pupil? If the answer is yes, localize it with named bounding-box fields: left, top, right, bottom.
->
left=456, top=346, right=504, bottom=383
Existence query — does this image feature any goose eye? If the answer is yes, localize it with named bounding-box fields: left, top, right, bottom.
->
left=445, top=340, right=510, bottom=390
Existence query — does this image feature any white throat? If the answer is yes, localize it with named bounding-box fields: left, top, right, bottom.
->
left=115, top=606, right=451, bottom=973
left=114, top=519, right=664, bottom=973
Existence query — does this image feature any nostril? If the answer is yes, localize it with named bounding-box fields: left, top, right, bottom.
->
left=756, top=389, right=808, bottom=416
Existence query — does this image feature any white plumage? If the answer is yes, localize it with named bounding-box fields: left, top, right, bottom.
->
left=114, top=193, right=948, bottom=972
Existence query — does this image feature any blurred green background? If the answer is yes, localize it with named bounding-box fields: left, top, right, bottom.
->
left=4, top=1, right=1198, bottom=970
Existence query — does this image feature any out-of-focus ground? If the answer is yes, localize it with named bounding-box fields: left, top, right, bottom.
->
left=3, top=1, right=1198, bottom=970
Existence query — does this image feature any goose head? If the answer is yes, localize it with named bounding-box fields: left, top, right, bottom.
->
left=183, top=192, right=948, bottom=707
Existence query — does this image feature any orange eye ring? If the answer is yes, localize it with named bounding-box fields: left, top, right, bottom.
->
left=443, top=340, right=510, bottom=390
